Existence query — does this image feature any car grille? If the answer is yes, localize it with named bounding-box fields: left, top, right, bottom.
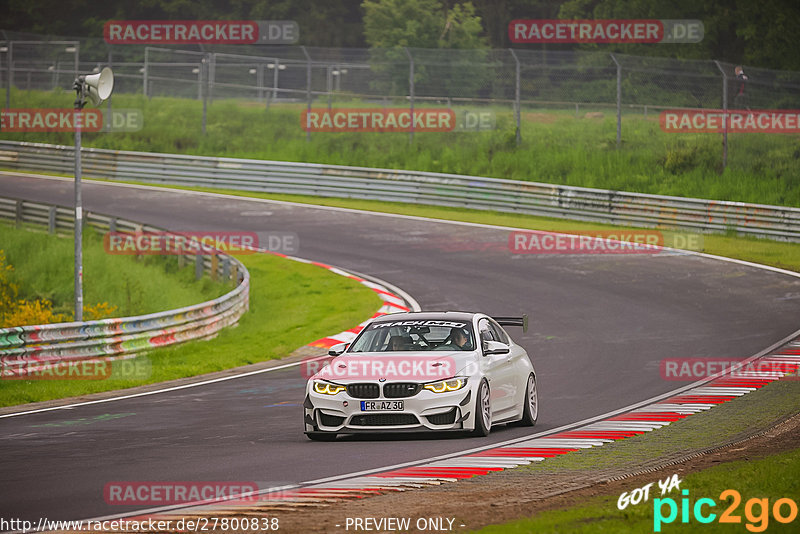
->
left=318, top=412, right=345, bottom=427
left=383, top=382, right=421, bottom=398
left=350, top=414, right=419, bottom=426
left=426, top=408, right=457, bottom=425
left=346, top=383, right=380, bottom=399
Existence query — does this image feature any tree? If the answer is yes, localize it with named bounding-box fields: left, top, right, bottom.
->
left=363, top=0, right=444, bottom=49
left=557, top=0, right=800, bottom=69
left=362, top=0, right=489, bottom=96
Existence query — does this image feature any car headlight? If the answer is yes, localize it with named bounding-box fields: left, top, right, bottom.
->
left=313, top=381, right=346, bottom=395
left=423, top=377, right=467, bottom=393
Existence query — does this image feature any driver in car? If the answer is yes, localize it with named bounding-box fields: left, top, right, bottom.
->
left=387, top=335, right=413, bottom=351
left=436, top=327, right=471, bottom=350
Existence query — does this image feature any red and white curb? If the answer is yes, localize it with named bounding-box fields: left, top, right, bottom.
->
left=266, top=253, right=415, bottom=349
left=109, top=338, right=800, bottom=522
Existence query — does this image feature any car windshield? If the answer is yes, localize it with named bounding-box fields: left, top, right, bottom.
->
left=349, top=319, right=475, bottom=352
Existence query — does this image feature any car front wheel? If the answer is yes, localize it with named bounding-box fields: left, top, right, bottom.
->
left=472, top=379, right=492, bottom=437
left=518, top=373, right=538, bottom=426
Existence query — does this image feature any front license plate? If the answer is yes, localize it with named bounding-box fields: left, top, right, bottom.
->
left=360, top=400, right=404, bottom=411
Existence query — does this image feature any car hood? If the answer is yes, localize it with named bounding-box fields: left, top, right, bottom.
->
left=310, top=351, right=477, bottom=383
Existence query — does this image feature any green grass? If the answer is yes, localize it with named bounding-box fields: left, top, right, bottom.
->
left=518, top=381, right=800, bottom=473
left=0, top=247, right=381, bottom=407
left=0, top=222, right=228, bottom=318
left=476, top=447, right=800, bottom=533
left=2, top=88, right=799, bottom=207
left=475, top=379, right=800, bottom=533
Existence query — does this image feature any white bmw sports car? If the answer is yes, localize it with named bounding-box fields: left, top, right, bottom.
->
left=303, top=311, right=537, bottom=440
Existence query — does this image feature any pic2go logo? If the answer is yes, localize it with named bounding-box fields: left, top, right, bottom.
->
left=654, top=489, right=798, bottom=532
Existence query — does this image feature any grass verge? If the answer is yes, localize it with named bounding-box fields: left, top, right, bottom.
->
left=0, top=227, right=381, bottom=407
left=475, top=379, right=800, bottom=533
left=2, top=89, right=799, bottom=207
left=0, top=222, right=229, bottom=318
left=477, top=448, right=800, bottom=533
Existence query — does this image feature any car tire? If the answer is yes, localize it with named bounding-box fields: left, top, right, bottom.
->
left=472, top=379, right=492, bottom=437
left=518, top=373, right=538, bottom=426
left=306, top=432, right=337, bottom=441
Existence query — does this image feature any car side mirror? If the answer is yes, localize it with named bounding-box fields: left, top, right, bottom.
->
left=328, top=343, right=349, bottom=356
left=483, top=340, right=510, bottom=355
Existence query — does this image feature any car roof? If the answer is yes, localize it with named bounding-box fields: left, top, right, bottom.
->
left=369, top=311, right=480, bottom=324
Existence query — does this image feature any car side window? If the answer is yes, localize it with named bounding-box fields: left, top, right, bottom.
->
left=488, top=320, right=509, bottom=344
left=478, top=319, right=494, bottom=344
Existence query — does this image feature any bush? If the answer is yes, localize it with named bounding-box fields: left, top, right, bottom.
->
left=0, top=250, right=117, bottom=327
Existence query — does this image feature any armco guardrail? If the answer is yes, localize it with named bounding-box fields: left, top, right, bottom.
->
left=0, top=196, right=250, bottom=377
left=1, top=140, right=799, bottom=241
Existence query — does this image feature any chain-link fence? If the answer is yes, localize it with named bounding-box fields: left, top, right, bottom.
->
left=2, top=30, right=800, bottom=164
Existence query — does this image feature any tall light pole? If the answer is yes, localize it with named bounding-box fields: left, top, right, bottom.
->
left=72, top=67, right=113, bottom=320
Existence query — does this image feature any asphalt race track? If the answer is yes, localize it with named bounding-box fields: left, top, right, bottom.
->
left=2, top=172, right=799, bottom=524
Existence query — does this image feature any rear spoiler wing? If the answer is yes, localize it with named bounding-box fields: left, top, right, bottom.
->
left=493, top=314, right=528, bottom=333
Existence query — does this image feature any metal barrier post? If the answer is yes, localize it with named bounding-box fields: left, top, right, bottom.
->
left=714, top=60, right=728, bottom=169
left=222, top=256, right=230, bottom=280
left=74, top=106, right=84, bottom=321
left=143, top=47, right=149, bottom=97
left=106, top=48, right=113, bottom=131
left=405, top=47, right=414, bottom=144
left=610, top=54, right=621, bottom=148
left=6, top=41, right=12, bottom=111
left=73, top=42, right=79, bottom=82
left=509, top=49, right=521, bottom=145
left=302, top=46, right=311, bottom=142
left=202, top=55, right=208, bottom=135
left=48, top=206, right=56, bottom=233
left=208, top=52, right=216, bottom=103
left=211, top=254, right=218, bottom=281
left=326, top=64, right=332, bottom=111
left=257, top=63, right=264, bottom=104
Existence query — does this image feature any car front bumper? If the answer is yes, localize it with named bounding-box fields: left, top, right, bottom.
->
left=303, top=384, right=476, bottom=434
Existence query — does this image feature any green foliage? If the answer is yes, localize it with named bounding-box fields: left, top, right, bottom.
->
left=363, top=0, right=444, bottom=49
left=0, top=251, right=381, bottom=407
left=557, top=0, right=800, bottom=69
left=363, top=0, right=489, bottom=95
left=5, top=1, right=800, bottom=70
left=0, top=223, right=229, bottom=320
left=3, top=90, right=800, bottom=208
left=4, top=0, right=368, bottom=47
left=439, top=2, right=487, bottom=49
